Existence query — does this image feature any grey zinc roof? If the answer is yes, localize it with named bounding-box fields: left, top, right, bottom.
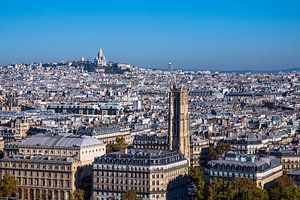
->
left=20, top=134, right=102, bottom=148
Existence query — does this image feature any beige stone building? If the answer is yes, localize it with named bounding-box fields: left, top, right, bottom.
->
left=0, top=134, right=106, bottom=200
left=281, top=154, right=300, bottom=172
left=92, top=149, right=189, bottom=200
left=0, top=155, right=80, bottom=200
left=5, top=134, right=106, bottom=165
left=169, top=84, right=190, bottom=165
left=13, top=117, right=30, bottom=139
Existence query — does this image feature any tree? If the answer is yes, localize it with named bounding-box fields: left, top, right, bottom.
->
left=208, top=141, right=231, bottom=161
left=189, top=167, right=205, bottom=200
left=0, top=173, right=19, bottom=197
left=107, top=137, right=128, bottom=153
left=121, top=190, right=141, bottom=200
left=207, top=178, right=229, bottom=200
left=229, top=178, right=268, bottom=200
left=70, top=189, right=85, bottom=200
left=268, top=175, right=300, bottom=200
left=189, top=166, right=203, bottom=184
left=205, top=178, right=269, bottom=200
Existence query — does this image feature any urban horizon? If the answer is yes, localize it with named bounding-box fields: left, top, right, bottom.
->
left=1, top=1, right=300, bottom=200
left=1, top=1, right=300, bottom=70
left=1, top=48, right=300, bottom=72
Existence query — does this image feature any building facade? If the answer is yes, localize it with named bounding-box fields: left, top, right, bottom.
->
left=92, top=149, right=188, bottom=200
left=280, top=150, right=300, bottom=172
left=190, top=137, right=210, bottom=167
left=0, top=155, right=80, bottom=200
left=204, top=152, right=283, bottom=188
left=226, top=135, right=264, bottom=155
left=47, top=103, right=121, bottom=116
left=133, top=134, right=169, bottom=150
left=5, top=134, right=106, bottom=165
left=0, top=134, right=106, bottom=200
left=270, top=149, right=300, bottom=172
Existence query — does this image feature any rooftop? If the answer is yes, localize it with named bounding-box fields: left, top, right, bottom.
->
left=19, top=134, right=103, bottom=148
left=94, top=149, right=187, bottom=166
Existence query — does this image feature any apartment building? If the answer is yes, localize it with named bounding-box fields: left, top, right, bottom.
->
left=0, top=134, right=106, bottom=200
left=92, top=149, right=188, bottom=200
left=204, top=152, right=283, bottom=188
left=4, top=134, right=106, bottom=165
left=0, top=155, right=80, bottom=200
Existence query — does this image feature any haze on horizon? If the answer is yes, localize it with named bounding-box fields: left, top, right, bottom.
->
left=0, top=0, right=300, bottom=71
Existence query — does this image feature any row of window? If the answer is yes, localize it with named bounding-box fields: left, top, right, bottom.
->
left=95, top=178, right=149, bottom=185
left=94, top=171, right=150, bottom=178
left=283, top=159, right=300, bottom=163
left=20, top=188, right=70, bottom=199
left=95, top=164, right=175, bottom=172
left=5, top=162, right=71, bottom=171
left=8, top=170, right=71, bottom=178
left=20, top=148, right=78, bottom=156
left=134, top=145, right=168, bottom=150
left=94, top=185, right=158, bottom=192
left=210, top=170, right=255, bottom=179
left=81, top=148, right=105, bottom=154
left=18, top=178, right=70, bottom=188
left=283, top=164, right=300, bottom=169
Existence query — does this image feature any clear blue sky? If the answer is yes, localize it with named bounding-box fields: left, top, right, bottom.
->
left=1, top=0, right=300, bottom=70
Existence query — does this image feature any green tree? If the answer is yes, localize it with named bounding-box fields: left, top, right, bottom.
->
left=207, top=178, right=234, bottom=200
left=189, top=166, right=203, bottom=184
left=189, top=167, right=205, bottom=200
left=230, top=178, right=268, bottom=200
left=0, top=173, right=19, bottom=197
left=70, top=189, right=85, bottom=200
left=107, top=137, right=128, bottom=153
left=268, top=175, right=300, bottom=200
left=208, top=141, right=231, bottom=161
left=121, top=190, right=141, bottom=200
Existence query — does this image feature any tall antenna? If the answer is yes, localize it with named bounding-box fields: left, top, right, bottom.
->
left=168, top=62, right=173, bottom=73
left=168, top=62, right=177, bottom=88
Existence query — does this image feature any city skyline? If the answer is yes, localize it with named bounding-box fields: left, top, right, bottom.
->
left=1, top=2, right=300, bottom=199
left=1, top=0, right=300, bottom=70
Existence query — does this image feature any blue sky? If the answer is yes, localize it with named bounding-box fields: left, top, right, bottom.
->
left=0, top=0, right=300, bottom=70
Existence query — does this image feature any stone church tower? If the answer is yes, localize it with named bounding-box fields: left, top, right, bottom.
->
left=169, top=83, right=190, bottom=165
